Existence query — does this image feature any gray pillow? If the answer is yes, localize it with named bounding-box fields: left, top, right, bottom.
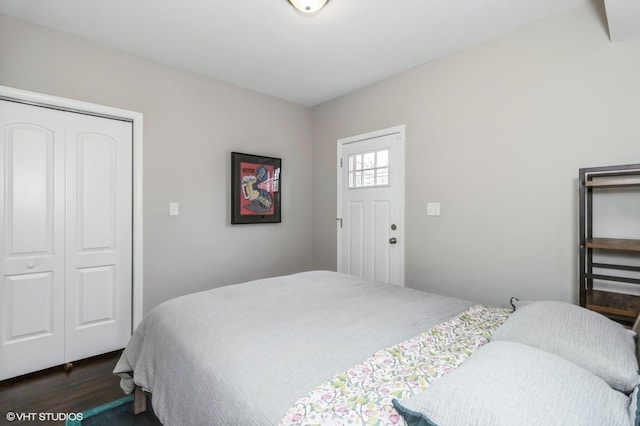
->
left=393, top=341, right=638, bottom=426
left=492, top=299, right=638, bottom=393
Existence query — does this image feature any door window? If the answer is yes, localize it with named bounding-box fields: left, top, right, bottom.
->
left=348, top=149, right=389, bottom=189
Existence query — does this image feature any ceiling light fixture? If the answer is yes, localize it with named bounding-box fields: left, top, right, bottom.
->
left=288, top=0, right=329, bottom=14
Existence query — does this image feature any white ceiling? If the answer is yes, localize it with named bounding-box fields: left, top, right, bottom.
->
left=0, top=0, right=634, bottom=106
left=604, top=0, right=640, bottom=42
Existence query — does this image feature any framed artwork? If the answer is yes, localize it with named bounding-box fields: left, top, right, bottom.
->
left=231, top=152, right=281, bottom=224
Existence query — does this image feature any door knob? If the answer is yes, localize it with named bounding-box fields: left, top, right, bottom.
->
left=26, top=262, right=35, bottom=269
left=389, top=237, right=397, bottom=244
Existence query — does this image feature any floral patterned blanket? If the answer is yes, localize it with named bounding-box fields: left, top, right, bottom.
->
left=279, top=304, right=510, bottom=426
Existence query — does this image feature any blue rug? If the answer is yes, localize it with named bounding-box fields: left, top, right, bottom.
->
left=65, top=395, right=161, bottom=425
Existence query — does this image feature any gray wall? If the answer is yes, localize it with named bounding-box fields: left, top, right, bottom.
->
left=2, top=1, right=639, bottom=313
left=0, top=14, right=314, bottom=313
left=311, top=1, right=640, bottom=307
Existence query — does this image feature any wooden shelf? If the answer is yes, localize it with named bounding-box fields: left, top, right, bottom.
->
left=585, top=290, right=640, bottom=323
left=586, top=238, right=640, bottom=252
left=586, top=177, right=640, bottom=188
left=580, top=165, right=640, bottom=324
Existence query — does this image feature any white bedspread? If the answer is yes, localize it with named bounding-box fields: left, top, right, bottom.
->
left=114, top=271, right=473, bottom=425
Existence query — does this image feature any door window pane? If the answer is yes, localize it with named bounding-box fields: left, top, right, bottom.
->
left=377, top=150, right=388, bottom=167
left=376, top=167, right=389, bottom=186
left=347, top=149, right=390, bottom=189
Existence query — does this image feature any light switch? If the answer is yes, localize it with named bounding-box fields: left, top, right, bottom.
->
left=169, top=202, right=180, bottom=216
left=427, top=202, right=440, bottom=216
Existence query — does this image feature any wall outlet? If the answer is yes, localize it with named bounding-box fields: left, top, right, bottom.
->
left=169, top=202, right=180, bottom=216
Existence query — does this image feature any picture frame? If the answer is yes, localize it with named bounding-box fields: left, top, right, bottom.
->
left=231, top=152, right=281, bottom=224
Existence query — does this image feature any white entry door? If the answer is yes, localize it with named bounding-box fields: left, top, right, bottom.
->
left=337, top=126, right=404, bottom=286
left=0, top=100, right=132, bottom=379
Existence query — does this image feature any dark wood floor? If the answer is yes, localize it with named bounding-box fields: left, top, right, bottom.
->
left=0, top=351, right=128, bottom=425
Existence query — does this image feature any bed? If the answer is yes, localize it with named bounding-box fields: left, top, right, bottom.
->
left=114, top=271, right=640, bottom=425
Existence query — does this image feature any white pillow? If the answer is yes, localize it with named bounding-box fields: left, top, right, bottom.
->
left=393, top=341, right=638, bottom=426
left=492, top=299, right=638, bottom=393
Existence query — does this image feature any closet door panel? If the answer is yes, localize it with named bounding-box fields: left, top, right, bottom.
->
left=0, top=101, right=66, bottom=380
left=77, top=266, right=115, bottom=325
left=5, top=273, right=55, bottom=339
left=65, top=113, right=132, bottom=361
left=77, top=134, right=116, bottom=250
left=9, top=129, right=51, bottom=254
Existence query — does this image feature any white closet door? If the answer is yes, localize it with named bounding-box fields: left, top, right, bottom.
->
left=0, top=100, right=133, bottom=380
left=0, top=101, right=66, bottom=380
left=64, top=113, right=132, bottom=361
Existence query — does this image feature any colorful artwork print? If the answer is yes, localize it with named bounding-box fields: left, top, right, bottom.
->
left=240, top=162, right=278, bottom=215
left=231, top=152, right=281, bottom=224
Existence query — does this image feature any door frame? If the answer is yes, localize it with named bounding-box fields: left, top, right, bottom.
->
left=0, top=85, right=144, bottom=328
left=336, top=125, right=405, bottom=286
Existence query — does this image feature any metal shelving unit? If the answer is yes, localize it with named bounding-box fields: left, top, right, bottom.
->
left=579, top=164, right=640, bottom=325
